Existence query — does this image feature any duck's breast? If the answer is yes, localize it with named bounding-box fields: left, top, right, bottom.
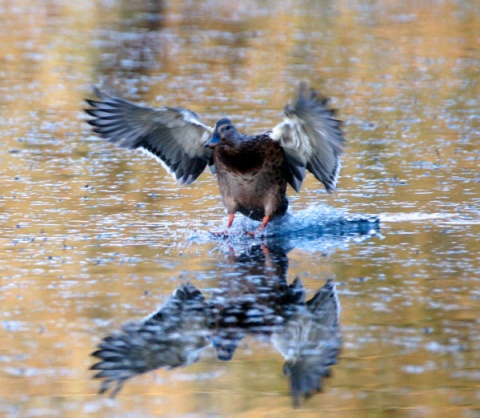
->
left=214, top=136, right=288, bottom=219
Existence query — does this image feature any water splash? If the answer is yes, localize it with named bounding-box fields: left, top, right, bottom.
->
left=187, top=204, right=380, bottom=255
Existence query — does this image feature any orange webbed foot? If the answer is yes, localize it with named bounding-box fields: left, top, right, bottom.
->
left=211, top=230, right=230, bottom=238
left=211, top=213, right=236, bottom=237
left=245, top=215, right=270, bottom=238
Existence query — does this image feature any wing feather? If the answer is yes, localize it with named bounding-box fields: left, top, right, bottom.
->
left=84, top=88, right=214, bottom=185
left=271, top=82, right=345, bottom=193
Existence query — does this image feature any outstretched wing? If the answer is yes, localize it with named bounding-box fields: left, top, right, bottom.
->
left=271, top=82, right=345, bottom=193
left=84, top=88, right=214, bottom=185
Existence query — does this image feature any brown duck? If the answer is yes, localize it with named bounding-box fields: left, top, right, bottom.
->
left=84, top=83, right=345, bottom=234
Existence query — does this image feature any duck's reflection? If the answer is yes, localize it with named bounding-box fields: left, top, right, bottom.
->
left=91, top=244, right=341, bottom=406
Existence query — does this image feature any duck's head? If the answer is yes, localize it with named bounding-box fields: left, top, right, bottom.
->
left=205, top=118, right=240, bottom=148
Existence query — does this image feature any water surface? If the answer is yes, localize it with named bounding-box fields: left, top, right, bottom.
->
left=0, top=1, right=479, bottom=417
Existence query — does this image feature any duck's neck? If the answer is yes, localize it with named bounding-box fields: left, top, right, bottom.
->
left=215, top=140, right=264, bottom=174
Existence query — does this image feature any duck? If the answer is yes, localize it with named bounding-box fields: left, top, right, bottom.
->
left=84, top=82, right=345, bottom=235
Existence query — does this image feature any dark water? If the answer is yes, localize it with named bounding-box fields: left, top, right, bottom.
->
left=0, top=1, right=479, bottom=417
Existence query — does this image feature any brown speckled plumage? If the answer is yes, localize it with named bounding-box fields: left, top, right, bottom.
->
left=214, top=133, right=288, bottom=221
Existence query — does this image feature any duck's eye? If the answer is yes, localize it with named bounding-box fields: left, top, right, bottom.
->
left=225, top=126, right=231, bottom=130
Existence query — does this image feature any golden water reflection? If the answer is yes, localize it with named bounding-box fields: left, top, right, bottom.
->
left=91, top=244, right=341, bottom=407
left=0, top=0, right=479, bottom=417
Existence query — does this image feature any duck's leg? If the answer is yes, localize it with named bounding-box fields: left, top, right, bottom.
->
left=257, top=215, right=270, bottom=231
left=246, top=215, right=270, bottom=237
left=227, top=213, right=235, bottom=228
left=211, top=213, right=235, bottom=237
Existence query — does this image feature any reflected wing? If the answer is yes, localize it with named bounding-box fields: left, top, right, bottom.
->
left=91, top=283, right=212, bottom=397
left=84, top=88, right=214, bottom=185
left=272, top=278, right=342, bottom=406
left=271, top=82, right=345, bottom=193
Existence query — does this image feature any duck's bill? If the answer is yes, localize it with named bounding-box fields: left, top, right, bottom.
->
left=205, top=132, right=220, bottom=148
